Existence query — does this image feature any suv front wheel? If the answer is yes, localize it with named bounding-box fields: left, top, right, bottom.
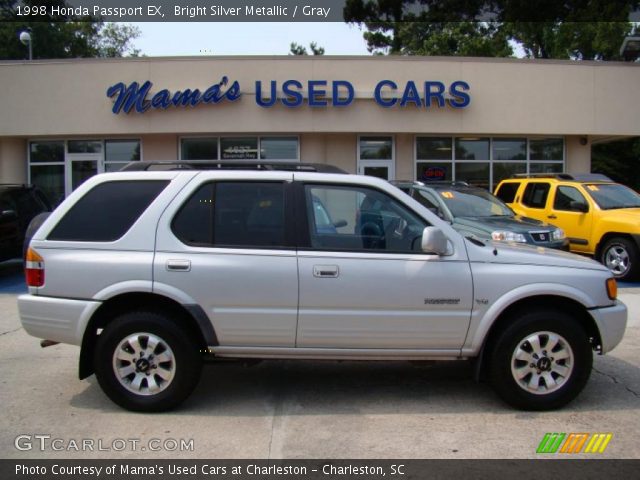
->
left=489, top=309, right=592, bottom=411
left=94, top=311, right=203, bottom=412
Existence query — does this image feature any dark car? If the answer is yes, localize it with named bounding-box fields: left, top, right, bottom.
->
left=0, top=184, right=51, bottom=262
left=393, top=181, right=569, bottom=250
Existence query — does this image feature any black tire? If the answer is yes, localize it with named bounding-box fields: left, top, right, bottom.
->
left=489, top=309, right=592, bottom=411
left=600, top=237, right=639, bottom=282
left=94, top=311, right=203, bottom=412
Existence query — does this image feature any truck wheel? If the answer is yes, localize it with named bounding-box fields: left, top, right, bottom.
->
left=94, top=311, right=202, bottom=412
left=601, top=237, right=638, bottom=281
left=489, top=309, right=592, bottom=411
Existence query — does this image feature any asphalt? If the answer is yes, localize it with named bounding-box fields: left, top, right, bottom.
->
left=0, top=261, right=638, bottom=459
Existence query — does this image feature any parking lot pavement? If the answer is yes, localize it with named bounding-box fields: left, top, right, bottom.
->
left=0, top=289, right=638, bottom=460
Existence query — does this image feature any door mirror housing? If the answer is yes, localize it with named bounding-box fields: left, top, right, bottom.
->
left=421, top=227, right=449, bottom=255
left=569, top=201, right=589, bottom=213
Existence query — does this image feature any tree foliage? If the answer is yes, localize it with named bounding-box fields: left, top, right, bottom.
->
left=343, top=0, right=639, bottom=59
left=592, top=139, right=640, bottom=191
left=0, top=0, right=140, bottom=60
left=289, top=41, right=325, bottom=55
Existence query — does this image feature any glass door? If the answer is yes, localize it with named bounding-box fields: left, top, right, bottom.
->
left=65, top=141, right=104, bottom=195
left=357, top=159, right=395, bottom=180
left=357, top=136, right=395, bottom=181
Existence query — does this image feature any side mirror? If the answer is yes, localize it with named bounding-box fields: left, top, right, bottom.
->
left=569, top=201, right=589, bottom=213
left=333, top=219, right=348, bottom=229
left=421, top=227, right=449, bottom=255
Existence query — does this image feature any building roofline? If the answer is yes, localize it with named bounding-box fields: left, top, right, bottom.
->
left=1, top=55, right=639, bottom=68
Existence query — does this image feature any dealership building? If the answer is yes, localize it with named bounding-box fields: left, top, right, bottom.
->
left=0, top=55, right=639, bottom=205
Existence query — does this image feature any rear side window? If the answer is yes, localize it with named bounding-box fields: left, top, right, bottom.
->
left=48, top=181, right=168, bottom=242
left=521, top=183, right=550, bottom=209
left=495, top=182, right=520, bottom=203
left=171, top=182, right=286, bottom=248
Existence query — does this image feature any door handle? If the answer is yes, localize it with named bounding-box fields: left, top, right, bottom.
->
left=166, top=259, right=191, bottom=272
left=313, top=265, right=339, bottom=278
left=548, top=215, right=557, bottom=219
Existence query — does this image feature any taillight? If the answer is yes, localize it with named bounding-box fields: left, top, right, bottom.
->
left=25, top=247, right=45, bottom=287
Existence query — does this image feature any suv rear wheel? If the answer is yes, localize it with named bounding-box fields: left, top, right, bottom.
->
left=489, top=309, right=592, bottom=411
left=601, top=237, right=638, bottom=281
left=94, top=311, right=203, bottom=412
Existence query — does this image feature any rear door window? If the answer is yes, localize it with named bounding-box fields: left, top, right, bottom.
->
left=522, top=183, right=551, bottom=209
left=48, top=181, right=169, bottom=242
left=172, top=182, right=288, bottom=248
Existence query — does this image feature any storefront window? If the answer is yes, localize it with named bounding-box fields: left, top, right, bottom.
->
left=416, top=137, right=452, bottom=160
left=530, top=163, right=563, bottom=174
left=29, top=139, right=141, bottom=205
left=68, top=140, right=102, bottom=154
left=416, top=162, right=452, bottom=182
left=493, top=162, right=527, bottom=184
left=106, top=140, right=140, bottom=161
left=181, top=138, right=218, bottom=160
left=221, top=137, right=259, bottom=160
left=455, top=138, right=490, bottom=160
left=414, top=136, right=565, bottom=191
left=456, top=163, right=490, bottom=189
left=492, top=138, right=526, bottom=160
left=359, top=136, right=393, bottom=160
left=30, top=141, right=64, bottom=163
left=105, top=140, right=141, bottom=171
left=530, top=138, right=563, bottom=161
left=30, top=164, right=65, bottom=206
left=260, top=137, right=298, bottom=160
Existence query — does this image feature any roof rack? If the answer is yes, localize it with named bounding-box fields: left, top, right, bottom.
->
left=120, top=161, right=347, bottom=174
left=511, top=173, right=612, bottom=182
left=392, top=180, right=470, bottom=187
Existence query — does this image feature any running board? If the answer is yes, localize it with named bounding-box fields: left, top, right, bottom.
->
left=207, top=346, right=466, bottom=361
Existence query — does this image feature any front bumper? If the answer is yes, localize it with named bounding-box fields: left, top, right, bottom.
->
left=18, top=294, right=101, bottom=346
left=589, top=300, right=628, bottom=354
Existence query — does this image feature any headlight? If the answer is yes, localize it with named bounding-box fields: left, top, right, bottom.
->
left=491, top=231, right=527, bottom=242
left=552, top=228, right=566, bottom=240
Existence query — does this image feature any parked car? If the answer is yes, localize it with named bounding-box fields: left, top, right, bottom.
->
left=495, top=174, right=640, bottom=281
left=393, top=181, right=568, bottom=250
left=18, top=162, right=626, bottom=412
left=0, top=184, right=51, bottom=262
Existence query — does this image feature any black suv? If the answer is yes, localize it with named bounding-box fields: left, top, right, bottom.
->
left=0, top=184, right=51, bottom=262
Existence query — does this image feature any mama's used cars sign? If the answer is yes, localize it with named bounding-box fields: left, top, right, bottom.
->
left=106, top=76, right=470, bottom=114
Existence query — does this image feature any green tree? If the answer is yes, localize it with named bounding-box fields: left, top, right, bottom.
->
left=0, top=0, right=140, bottom=60
left=289, top=41, right=325, bottom=55
left=397, top=22, right=512, bottom=57
left=592, top=138, right=640, bottom=191
left=343, top=0, right=638, bottom=59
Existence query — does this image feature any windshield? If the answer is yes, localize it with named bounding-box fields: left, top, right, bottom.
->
left=585, top=184, right=640, bottom=210
left=435, top=188, right=514, bottom=218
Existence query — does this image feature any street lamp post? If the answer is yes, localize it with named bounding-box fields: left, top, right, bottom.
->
left=19, top=30, right=32, bottom=60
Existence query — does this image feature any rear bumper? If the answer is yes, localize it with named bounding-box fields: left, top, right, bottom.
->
left=18, top=294, right=101, bottom=346
left=589, top=301, right=628, bottom=354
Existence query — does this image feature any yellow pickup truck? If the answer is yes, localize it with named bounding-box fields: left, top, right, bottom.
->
left=495, top=174, right=640, bottom=281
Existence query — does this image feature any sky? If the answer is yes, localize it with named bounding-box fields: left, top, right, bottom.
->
left=132, top=22, right=371, bottom=56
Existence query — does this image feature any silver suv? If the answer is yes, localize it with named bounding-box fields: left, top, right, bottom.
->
left=18, top=162, right=627, bottom=412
